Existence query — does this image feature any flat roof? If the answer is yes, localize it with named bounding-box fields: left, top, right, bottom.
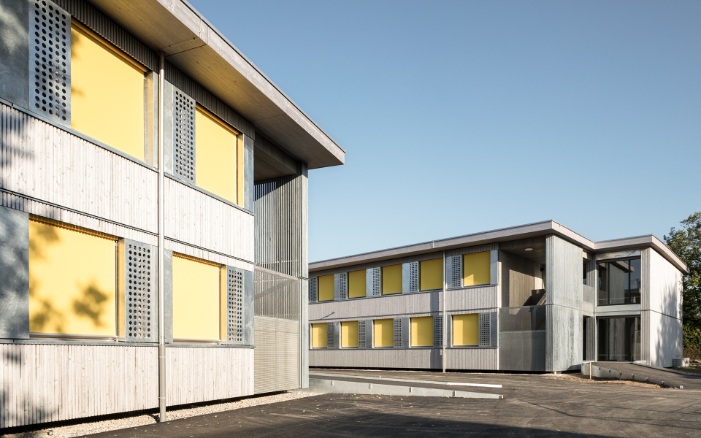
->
left=310, top=220, right=688, bottom=274
left=87, top=0, right=345, bottom=170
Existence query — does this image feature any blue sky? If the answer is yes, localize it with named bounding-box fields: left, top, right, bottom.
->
left=189, top=0, right=701, bottom=262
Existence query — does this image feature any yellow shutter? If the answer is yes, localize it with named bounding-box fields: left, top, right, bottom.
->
left=463, top=251, right=491, bottom=286
left=420, top=258, right=443, bottom=291
left=311, top=323, right=328, bottom=348
left=382, top=264, right=402, bottom=295
left=348, top=270, right=366, bottom=298
left=341, top=321, right=359, bottom=348
left=410, top=316, right=434, bottom=347
left=29, top=219, right=117, bottom=336
left=195, top=106, right=238, bottom=203
left=452, top=314, right=479, bottom=346
left=373, top=319, right=394, bottom=347
left=70, top=22, right=145, bottom=160
left=172, top=254, right=221, bottom=341
left=317, top=274, right=334, bottom=301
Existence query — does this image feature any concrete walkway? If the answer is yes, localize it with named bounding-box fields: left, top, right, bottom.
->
left=89, top=370, right=701, bottom=437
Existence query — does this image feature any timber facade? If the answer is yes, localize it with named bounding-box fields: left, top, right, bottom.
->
left=308, top=221, right=687, bottom=372
left=0, top=0, right=343, bottom=428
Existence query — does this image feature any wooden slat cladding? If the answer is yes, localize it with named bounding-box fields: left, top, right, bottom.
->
left=0, top=344, right=157, bottom=428
left=166, top=347, right=253, bottom=406
left=164, top=177, right=254, bottom=263
left=0, top=103, right=158, bottom=233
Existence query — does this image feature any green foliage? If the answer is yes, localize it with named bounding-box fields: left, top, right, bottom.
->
left=664, top=212, right=701, bottom=328
left=683, top=325, right=701, bottom=360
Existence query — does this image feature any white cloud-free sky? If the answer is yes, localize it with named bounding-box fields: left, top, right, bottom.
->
left=190, top=0, right=701, bottom=262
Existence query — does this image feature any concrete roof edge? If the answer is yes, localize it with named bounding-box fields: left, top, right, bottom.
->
left=593, top=235, right=689, bottom=274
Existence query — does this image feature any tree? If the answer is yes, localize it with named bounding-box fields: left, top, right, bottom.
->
left=664, top=212, right=701, bottom=328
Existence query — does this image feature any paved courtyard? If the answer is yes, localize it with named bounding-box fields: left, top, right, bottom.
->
left=90, top=370, right=701, bottom=437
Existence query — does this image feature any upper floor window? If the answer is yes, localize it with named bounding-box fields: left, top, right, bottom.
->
left=71, top=21, right=147, bottom=161
left=597, top=258, right=641, bottom=306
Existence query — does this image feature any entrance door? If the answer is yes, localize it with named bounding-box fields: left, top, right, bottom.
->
left=597, top=316, right=641, bottom=361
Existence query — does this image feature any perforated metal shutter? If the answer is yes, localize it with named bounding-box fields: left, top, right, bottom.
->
left=122, top=240, right=157, bottom=342
left=29, top=0, right=71, bottom=124
left=433, top=315, right=443, bottom=347
left=358, top=320, right=372, bottom=348
left=402, top=261, right=419, bottom=293
left=327, top=322, right=339, bottom=349
left=173, top=88, right=196, bottom=183
left=479, top=312, right=492, bottom=347
left=446, top=255, right=462, bottom=289
left=309, top=277, right=318, bottom=302
left=367, top=267, right=381, bottom=297
left=393, top=318, right=409, bottom=348
left=226, top=266, right=245, bottom=344
left=335, top=272, right=347, bottom=300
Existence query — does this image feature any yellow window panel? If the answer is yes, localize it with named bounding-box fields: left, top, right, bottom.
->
left=29, top=219, right=117, bottom=336
left=382, top=264, right=402, bottom=295
left=452, top=314, right=479, bottom=346
left=410, top=316, right=434, bottom=347
left=311, top=323, right=328, bottom=348
left=341, top=321, right=359, bottom=348
left=71, top=22, right=145, bottom=160
left=373, top=319, right=394, bottom=347
left=317, top=274, right=334, bottom=301
left=195, top=106, right=238, bottom=203
left=348, top=270, right=366, bottom=298
left=463, top=251, right=491, bottom=286
left=172, top=254, right=221, bottom=341
left=420, top=258, right=443, bottom=291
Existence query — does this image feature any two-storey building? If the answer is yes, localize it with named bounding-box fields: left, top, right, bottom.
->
left=0, top=0, right=344, bottom=429
left=308, top=221, right=686, bottom=372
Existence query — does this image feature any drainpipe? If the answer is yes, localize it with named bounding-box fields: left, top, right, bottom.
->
left=157, top=51, right=167, bottom=422
left=442, top=251, right=447, bottom=373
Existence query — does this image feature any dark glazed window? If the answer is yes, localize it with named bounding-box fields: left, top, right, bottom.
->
left=597, top=316, right=641, bottom=361
left=597, top=258, right=641, bottom=305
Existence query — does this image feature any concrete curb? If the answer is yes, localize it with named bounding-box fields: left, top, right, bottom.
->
left=309, top=378, right=503, bottom=399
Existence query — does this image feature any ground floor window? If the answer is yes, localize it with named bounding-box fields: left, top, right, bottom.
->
left=410, top=316, right=434, bottom=347
left=341, top=321, right=359, bottom=348
left=311, top=323, right=328, bottom=348
left=597, top=316, right=641, bottom=361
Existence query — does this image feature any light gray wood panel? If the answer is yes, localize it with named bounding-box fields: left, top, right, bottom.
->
left=254, top=316, right=300, bottom=394
left=309, top=292, right=441, bottom=321
left=164, top=177, right=254, bottom=263
left=644, top=248, right=683, bottom=318
left=165, top=346, right=254, bottom=406
left=445, top=286, right=499, bottom=312
left=0, top=103, right=158, bottom=233
left=444, top=348, right=498, bottom=370
left=309, top=348, right=439, bottom=369
left=0, top=344, right=157, bottom=428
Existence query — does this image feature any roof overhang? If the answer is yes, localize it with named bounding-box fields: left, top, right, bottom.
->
left=310, top=220, right=689, bottom=274
left=86, top=0, right=345, bottom=170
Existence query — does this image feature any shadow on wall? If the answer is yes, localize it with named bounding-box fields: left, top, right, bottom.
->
left=1, top=349, right=58, bottom=428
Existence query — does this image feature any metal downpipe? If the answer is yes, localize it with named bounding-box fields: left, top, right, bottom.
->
left=157, top=51, right=167, bottom=422
left=442, top=251, right=447, bottom=373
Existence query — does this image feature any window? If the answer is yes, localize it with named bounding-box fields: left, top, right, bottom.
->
left=420, top=258, right=443, bottom=291
left=463, top=251, right=491, bottom=286
left=195, top=105, right=242, bottom=204
left=172, top=254, right=223, bottom=341
left=452, top=314, right=478, bottom=346
left=311, top=323, right=328, bottom=348
left=71, top=21, right=146, bottom=160
left=317, top=274, right=334, bottom=301
left=597, top=316, right=641, bottom=361
left=381, top=264, right=402, bottom=295
left=410, top=316, right=434, bottom=347
left=597, top=258, right=641, bottom=306
left=341, top=321, right=359, bottom=348
left=373, top=319, right=394, bottom=347
left=28, top=218, right=117, bottom=336
left=348, top=270, right=366, bottom=298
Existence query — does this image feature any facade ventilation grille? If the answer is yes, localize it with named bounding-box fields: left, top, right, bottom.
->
left=479, top=313, right=491, bottom=347
left=228, top=267, right=244, bottom=343
left=125, top=241, right=155, bottom=342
